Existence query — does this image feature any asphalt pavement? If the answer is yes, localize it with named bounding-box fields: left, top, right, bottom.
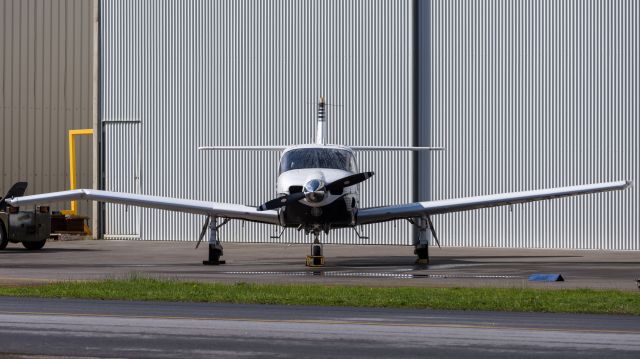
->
left=0, top=240, right=639, bottom=290
left=1, top=240, right=638, bottom=358
left=0, top=297, right=638, bottom=358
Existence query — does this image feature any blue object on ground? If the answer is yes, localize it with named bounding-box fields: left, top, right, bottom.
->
left=528, top=274, right=565, bottom=282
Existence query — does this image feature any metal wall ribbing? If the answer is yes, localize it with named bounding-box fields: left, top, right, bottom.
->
left=100, top=0, right=415, bottom=243
left=1, top=0, right=95, bottom=217
left=431, top=0, right=639, bottom=249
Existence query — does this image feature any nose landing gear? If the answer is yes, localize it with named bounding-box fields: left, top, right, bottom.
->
left=306, top=231, right=325, bottom=267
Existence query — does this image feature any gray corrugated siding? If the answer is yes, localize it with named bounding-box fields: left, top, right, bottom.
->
left=1, top=0, right=94, bottom=217
left=431, top=0, right=639, bottom=249
left=101, top=0, right=415, bottom=244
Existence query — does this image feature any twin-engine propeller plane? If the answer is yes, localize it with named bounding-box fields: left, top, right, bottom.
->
left=5, top=97, right=632, bottom=265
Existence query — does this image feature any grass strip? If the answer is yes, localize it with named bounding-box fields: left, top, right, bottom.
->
left=0, top=278, right=638, bottom=315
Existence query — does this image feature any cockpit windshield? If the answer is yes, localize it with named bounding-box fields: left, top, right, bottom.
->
left=279, top=148, right=357, bottom=173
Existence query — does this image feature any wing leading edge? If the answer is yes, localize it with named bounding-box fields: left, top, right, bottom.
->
left=357, top=180, right=632, bottom=225
left=5, top=189, right=280, bottom=225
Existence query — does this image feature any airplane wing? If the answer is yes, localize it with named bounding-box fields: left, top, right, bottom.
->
left=198, top=146, right=287, bottom=151
left=349, top=146, right=444, bottom=151
left=198, top=146, right=445, bottom=151
left=5, top=189, right=280, bottom=225
left=356, top=181, right=632, bottom=225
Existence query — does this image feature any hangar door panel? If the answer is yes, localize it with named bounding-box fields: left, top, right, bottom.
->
left=100, top=0, right=414, bottom=243
left=104, top=120, right=141, bottom=239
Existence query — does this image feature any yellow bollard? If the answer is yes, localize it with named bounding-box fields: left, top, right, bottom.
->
left=60, top=129, right=93, bottom=235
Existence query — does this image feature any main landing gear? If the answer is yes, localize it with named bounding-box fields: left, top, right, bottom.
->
left=412, top=217, right=430, bottom=265
left=199, top=217, right=229, bottom=265
left=410, top=216, right=441, bottom=265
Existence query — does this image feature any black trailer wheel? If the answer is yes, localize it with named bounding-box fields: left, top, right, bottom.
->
left=22, top=239, right=46, bottom=250
left=0, top=223, right=8, bottom=250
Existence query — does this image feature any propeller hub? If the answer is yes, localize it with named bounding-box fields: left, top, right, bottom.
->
left=303, top=179, right=326, bottom=202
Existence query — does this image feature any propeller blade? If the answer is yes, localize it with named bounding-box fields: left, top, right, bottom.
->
left=325, top=171, right=374, bottom=193
left=257, top=172, right=373, bottom=211
left=426, top=215, right=441, bottom=248
left=0, top=182, right=28, bottom=211
left=195, top=216, right=211, bottom=249
left=257, top=192, right=305, bottom=211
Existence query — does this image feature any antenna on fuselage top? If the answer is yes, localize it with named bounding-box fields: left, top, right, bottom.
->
left=315, top=96, right=327, bottom=145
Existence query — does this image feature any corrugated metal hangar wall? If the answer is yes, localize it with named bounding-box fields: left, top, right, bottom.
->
left=430, top=0, right=638, bottom=249
left=101, top=0, right=638, bottom=249
left=100, top=0, right=415, bottom=243
left=1, top=0, right=96, bottom=218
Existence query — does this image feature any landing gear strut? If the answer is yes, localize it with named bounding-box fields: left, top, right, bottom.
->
left=203, top=217, right=226, bottom=265
left=412, top=217, right=430, bottom=265
left=306, top=231, right=325, bottom=267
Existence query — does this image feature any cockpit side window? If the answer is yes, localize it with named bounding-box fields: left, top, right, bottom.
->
left=279, top=149, right=356, bottom=173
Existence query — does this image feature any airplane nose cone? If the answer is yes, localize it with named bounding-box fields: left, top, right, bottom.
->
left=304, top=179, right=322, bottom=193
left=303, top=179, right=325, bottom=202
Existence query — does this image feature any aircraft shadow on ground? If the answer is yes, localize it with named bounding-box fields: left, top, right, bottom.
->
left=0, top=248, right=97, bottom=253
left=329, top=255, right=583, bottom=268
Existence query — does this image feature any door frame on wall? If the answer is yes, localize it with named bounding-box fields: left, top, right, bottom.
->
left=101, top=119, right=142, bottom=239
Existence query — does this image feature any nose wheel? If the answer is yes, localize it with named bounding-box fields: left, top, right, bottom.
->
left=306, top=232, right=325, bottom=267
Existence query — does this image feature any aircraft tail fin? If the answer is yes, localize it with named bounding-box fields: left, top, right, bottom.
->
left=0, top=182, right=28, bottom=211
left=316, top=96, right=327, bottom=145
left=199, top=95, right=444, bottom=151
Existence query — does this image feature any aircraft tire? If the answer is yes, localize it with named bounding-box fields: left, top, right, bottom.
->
left=0, top=224, right=8, bottom=250
left=22, top=239, right=46, bottom=250
left=209, top=246, right=223, bottom=262
left=415, top=247, right=429, bottom=260
left=212, top=249, right=222, bottom=262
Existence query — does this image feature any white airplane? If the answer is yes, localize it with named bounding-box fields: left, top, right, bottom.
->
left=5, top=97, right=632, bottom=265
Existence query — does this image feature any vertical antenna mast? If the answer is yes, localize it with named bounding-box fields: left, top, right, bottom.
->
left=316, top=96, right=327, bottom=145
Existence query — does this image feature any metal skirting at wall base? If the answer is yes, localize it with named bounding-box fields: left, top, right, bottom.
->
left=103, top=235, right=142, bottom=240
